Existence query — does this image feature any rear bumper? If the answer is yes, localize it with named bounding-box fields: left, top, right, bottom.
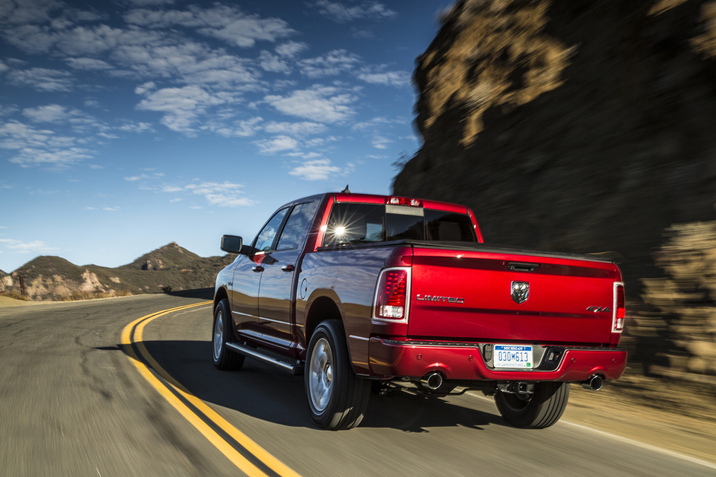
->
left=368, top=338, right=627, bottom=382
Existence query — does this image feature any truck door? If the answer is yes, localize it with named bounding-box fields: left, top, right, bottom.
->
left=231, top=207, right=288, bottom=341
left=258, top=200, right=318, bottom=349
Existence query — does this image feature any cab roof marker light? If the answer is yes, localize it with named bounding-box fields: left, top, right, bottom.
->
left=386, top=197, right=422, bottom=207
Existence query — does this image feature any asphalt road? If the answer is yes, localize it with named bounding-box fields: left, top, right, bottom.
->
left=0, top=293, right=712, bottom=477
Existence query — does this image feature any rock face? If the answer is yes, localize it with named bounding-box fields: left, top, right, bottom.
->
left=394, top=0, right=716, bottom=383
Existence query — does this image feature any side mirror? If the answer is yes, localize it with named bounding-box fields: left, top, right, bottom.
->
left=220, top=235, right=243, bottom=254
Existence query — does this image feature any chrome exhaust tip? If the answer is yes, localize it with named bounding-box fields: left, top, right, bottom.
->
left=421, top=372, right=444, bottom=391
left=581, top=375, right=603, bottom=391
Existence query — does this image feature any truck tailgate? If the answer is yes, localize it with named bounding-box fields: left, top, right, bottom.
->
left=408, top=247, right=618, bottom=344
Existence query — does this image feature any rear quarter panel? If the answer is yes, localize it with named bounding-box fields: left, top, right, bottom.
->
left=297, top=246, right=407, bottom=374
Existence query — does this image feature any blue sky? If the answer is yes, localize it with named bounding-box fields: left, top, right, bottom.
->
left=0, top=0, right=450, bottom=273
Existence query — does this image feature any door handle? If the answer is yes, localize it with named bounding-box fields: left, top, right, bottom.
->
left=281, top=265, right=295, bottom=272
left=252, top=266, right=264, bottom=272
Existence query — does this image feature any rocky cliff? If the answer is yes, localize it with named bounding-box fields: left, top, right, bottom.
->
left=394, top=0, right=716, bottom=384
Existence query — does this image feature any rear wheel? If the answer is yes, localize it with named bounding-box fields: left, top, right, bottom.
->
left=212, top=299, right=245, bottom=370
left=305, top=320, right=370, bottom=430
left=494, top=382, right=569, bottom=429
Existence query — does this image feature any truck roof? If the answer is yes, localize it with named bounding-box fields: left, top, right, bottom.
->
left=289, top=192, right=471, bottom=215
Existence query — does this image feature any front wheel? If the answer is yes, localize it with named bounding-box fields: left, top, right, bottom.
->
left=494, top=382, right=569, bottom=429
left=212, top=299, right=245, bottom=371
left=305, top=320, right=370, bottom=430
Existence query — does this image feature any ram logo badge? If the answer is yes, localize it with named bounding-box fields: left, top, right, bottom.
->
left=416, top=294, right=465, bottom=304
left=511, top=281, right=530, bottom=304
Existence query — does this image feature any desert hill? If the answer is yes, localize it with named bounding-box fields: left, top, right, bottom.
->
left=0, top=243, right=236, bottom=301
left=120, top=241, right=202, bottom=270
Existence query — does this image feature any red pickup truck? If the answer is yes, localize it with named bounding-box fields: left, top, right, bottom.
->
left=213, top=192, right=627, bottom=430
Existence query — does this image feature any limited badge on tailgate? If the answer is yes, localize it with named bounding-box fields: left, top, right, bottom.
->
left=494, top=344, right=533, bottom=369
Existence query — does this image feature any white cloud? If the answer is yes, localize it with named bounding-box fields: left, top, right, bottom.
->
left=0, top=0, right=63, bottom=25
left=254, top=135, right=299, bottom=154
left=213, top=117, right=263, bottom=138
left=114, top=41, right=260, bottom=87
left=153, top=180, right=254, bottom=207
left=22, top=104, right=69, bottom=123
left=310, top=1, right=397, bottom=22
left=352, top=116, right=397, bottom=130
left=136, top=85, right=229, bottom=134
left=184, top=181, right=255, bottom=207
left=7, top=67, right=73, bottom=92
left=298, top=49, right=360, bottom=78
left=304, top=135, right=339, bottom=147
left=22, top=105, right=108, bottom=136
left=0, top=60, right=7, bottom=74
left=0, top=239, right=59, bottom=254
left=275, top=41, right=308, bottom=57
left=0, top=105, right=19, bottom=117
left=125, top=174, right=148, bottom=181
left=8, top=147, right=93, bottom=168
left=358, top=65, right=410, bottom=86
left=265, top=86, right=356, bottom=123
left=372, top=135, right=391, bottom=149
left=128, top=0, right=175, bottom=5
left=357, top=68, right=410, bottom=87
left=289, top=158, right=342, bottom=181
left=258, top=51, right=290, bottom=74
left=118, top=121, right=153, bottom=133
left=0, top=120, right=72, bottom=149
left=65, top=57, right=113, bottom=70
left=134, top=81, right=156, bottom=95
left=103, top=207, right=119, bottom=211
left=0, top=120, right=96, bottom=168
left=264, top=121, right=327, bottom=136
left=124, top=5, right=294, bottom=48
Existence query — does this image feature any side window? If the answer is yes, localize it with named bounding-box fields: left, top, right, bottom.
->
left=276, top=201, right=319, bottom=251
left=255, top=208, right=289, bottom=252
left=323, top=203, right=384, bottom=246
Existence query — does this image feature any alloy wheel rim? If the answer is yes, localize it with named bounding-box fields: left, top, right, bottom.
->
left=309, top=337, right=333, bottom=413
left=213, top=311, right=223, bottom=361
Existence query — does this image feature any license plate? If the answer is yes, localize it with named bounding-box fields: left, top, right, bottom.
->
left=494, top=345, right=533, bottom=369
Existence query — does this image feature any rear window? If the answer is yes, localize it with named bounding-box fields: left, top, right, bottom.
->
left=323, top=203, right=476, bottom=246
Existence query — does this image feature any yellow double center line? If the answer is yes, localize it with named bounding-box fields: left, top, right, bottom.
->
left=121, top=301, right=301, bottom=477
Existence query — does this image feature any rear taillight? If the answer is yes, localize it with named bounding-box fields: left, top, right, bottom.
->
left=373, top=268, right=410, bottom=321
left=613, top=282, right=625, bottom=332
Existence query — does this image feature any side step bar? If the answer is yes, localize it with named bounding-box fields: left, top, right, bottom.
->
left=225, top=342, right=304, bottom=376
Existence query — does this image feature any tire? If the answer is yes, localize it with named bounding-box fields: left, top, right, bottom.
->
left=305, top=320, right=370, bottom=430
left=212, top=299, right=245, bottom=371
left=494, top=382, right=569, bottom=429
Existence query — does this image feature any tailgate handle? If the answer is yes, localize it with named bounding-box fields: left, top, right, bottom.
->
left=507, top=262, right=540, bottom=272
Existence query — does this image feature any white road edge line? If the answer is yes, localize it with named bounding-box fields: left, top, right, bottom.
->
left=466, top=391, right=716, bottom=470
